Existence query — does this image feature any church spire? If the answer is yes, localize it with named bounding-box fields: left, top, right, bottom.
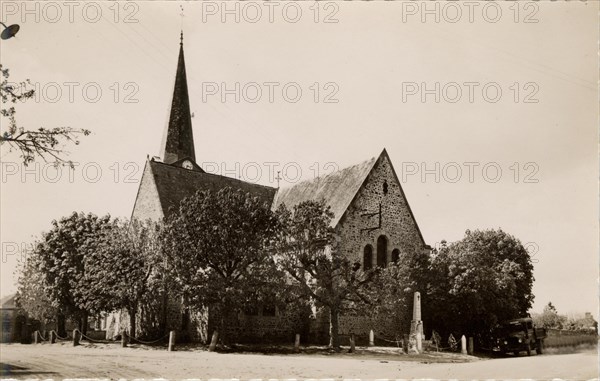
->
left=161, top=32, right=195, bottom=164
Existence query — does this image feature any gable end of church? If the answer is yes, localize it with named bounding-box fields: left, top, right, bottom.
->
left=131, top=159, right=165, bottom=222
left=336, top=149, right=428, bottom=268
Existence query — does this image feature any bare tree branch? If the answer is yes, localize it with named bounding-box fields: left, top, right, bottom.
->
left=0, top=64, right=90, bottom=168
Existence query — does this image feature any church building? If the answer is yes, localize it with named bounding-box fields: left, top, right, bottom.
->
left=127, top=34, right=430, bottom=343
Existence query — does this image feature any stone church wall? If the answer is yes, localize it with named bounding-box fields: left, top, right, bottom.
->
left=206, top=304, right=310, bottom=344
left=311, top=307, right=404, bottom=346
left=105, top=297, right=190, bottom=341
left=332, top=153, right=427, bottom=341
left=131, top=161, right=164, bottom=222
left=336, top=153, right=427, bottom=268
left=106, top=299, right=310, bottom=345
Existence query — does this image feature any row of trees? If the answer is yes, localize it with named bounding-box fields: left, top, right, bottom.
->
left=150, top=188, right=411, bottom=348
left=16, top=213, right=161, bottom=337
left=17, top=187, right=535, bottom=349
left=532, top=302, right=597, bottom=333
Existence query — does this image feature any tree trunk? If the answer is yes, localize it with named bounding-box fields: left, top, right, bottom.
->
left=219, top=307, right=229, bottom=346
left=81, top=312, right=88, bottom=335
left=57, top=313, right=66, bottom=337
left=181, top=307, right=190, bottom=336
left=329, top=306, right=340, bottom=351
left=160, top=290, right=168, bottom=334
left=128, top=307, right=136, bottom=339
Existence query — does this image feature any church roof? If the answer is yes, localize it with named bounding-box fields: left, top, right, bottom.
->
left=0, top=293, right=17, bottom=309
left=273, top=156, right=378, bottom=227
left=148, top=160, right=278, bottom=216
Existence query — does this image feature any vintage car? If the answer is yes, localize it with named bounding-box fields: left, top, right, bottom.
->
left=492, top=317, right=546, bottom=356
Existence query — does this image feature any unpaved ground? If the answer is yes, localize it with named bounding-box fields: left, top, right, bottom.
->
left=0, top=342, right=597, bottom=380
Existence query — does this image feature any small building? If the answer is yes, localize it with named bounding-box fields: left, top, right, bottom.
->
left=0, top=294, right=22, bottom=343
left=580, top=312, right=598, bottom=333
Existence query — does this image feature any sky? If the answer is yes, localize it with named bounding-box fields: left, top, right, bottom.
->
left=0, top=1, right=598, bottom=318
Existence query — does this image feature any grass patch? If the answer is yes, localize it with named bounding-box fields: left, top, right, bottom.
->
left=545, top=333, right=598, bottom=348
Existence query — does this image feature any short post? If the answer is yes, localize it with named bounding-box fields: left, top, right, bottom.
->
left=168, top=330, right=176, bottom=352
left=73, top=329, right=80, bottom=346
left=33, top=331, right=39, bottom=344
left=349, top=334, right=355, bottom=353
left=50, top=330, right=56, bottom=344
left=468, top=337, right=474, bottom=355
left=208, top=330, right=219, bottom=352
left=402, top=334, right=409, bottom=354
left=121, top=330, right=127, bottom=348
left=369, top=329, right=375, bottom=346
left=294, top=333, right=300, bottom=353
left=460, top=335, right=467, bottom=354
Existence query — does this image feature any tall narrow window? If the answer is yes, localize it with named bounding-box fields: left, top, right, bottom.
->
left=392, top=248, right=400, bottom=263
left=377, top=235, right=387, bottom=267
left=363, top=245, right=373, bottom=270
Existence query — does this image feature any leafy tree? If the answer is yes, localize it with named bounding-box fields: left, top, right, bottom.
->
left=78, top=219, right=161, bottom=338
left=15, top=244, right=59, bottom=327
left=365, top=250, right=429, bottom=337
left=162, top=187, right=280, bottom=346
left=0, top=65, right=90, bottom=167
left=275, top=200, right=372, bottom=350
left=427, top=229, right=534, bottom=339
left=36, top=212, right=111, bottom=334
left=532, top=302, right=564, bottom=329
left=363, top=263, right=412, bottom=336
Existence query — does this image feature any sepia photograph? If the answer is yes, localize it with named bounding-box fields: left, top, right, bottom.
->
left=0, top=1, right=598, bottom=380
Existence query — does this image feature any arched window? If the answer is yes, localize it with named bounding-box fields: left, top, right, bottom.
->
left=383, top=180, right=389, bottom=195
left=377, top=235, right=387, bottom=268
left=392, top=248, right=400, bottom=263
left=363, top=245, right=373, bottom=270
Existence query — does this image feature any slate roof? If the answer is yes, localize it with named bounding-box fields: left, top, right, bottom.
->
left=273, top=156, right=378, bottom=227
left=149, top=160, right=278, bottom=217
left=0, top=294, right=16, bottom=309
left=160, top=39, right=195, bottom=164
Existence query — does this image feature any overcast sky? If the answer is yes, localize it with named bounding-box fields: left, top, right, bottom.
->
left=0, top=1, right=597, bottom=318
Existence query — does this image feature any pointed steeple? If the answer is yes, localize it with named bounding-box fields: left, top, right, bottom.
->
left=161, top=32, right=195, bottom=164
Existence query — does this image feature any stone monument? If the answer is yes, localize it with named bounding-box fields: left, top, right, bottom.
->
left=409, top=291, right=423, bottom=353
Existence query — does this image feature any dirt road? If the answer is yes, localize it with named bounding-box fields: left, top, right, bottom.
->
left=1, top=343, right=597, bottom=380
